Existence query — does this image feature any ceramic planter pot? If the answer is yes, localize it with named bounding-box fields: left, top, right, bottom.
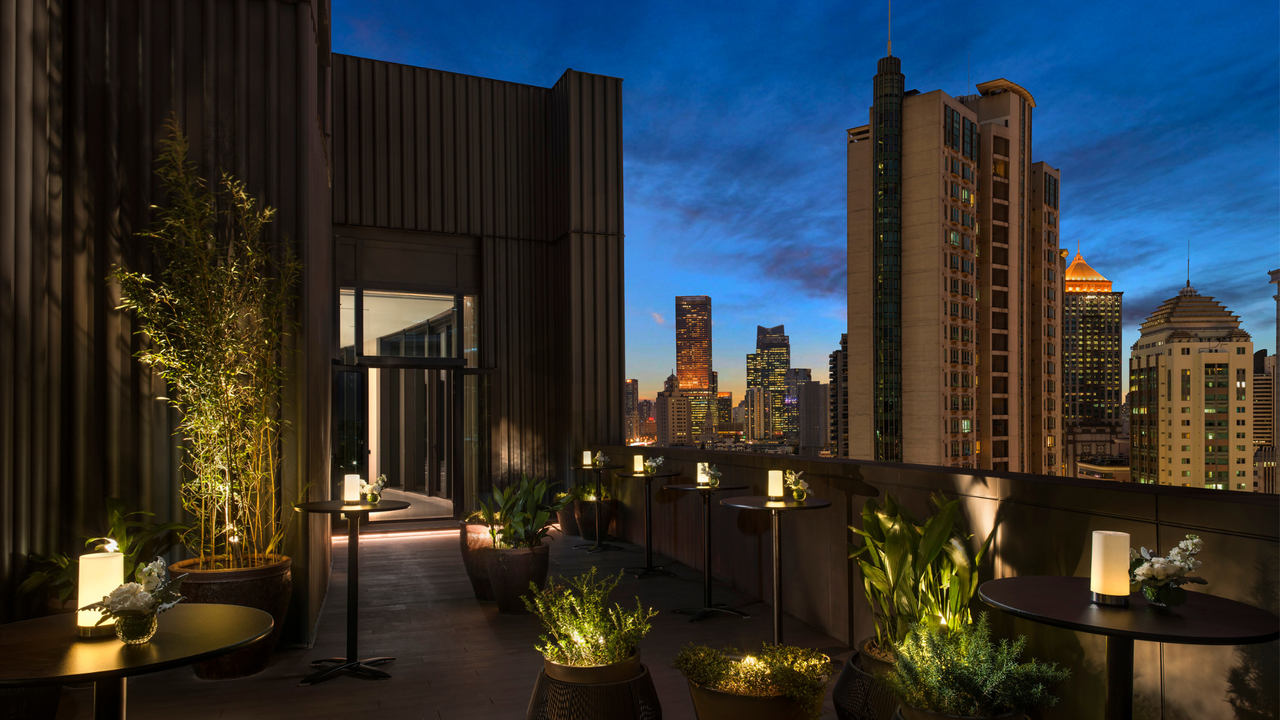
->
left=459, top=521, right=500, bottom=601
left=485, top=545, right=549, bottom=614
left=857, top=636, right=897, bottom=677
left=543, top=651, right=642, bottom=684
left=897, top=707, right=1025, bottom=720
left=556, top=505, right=581, bottom=536
left=832, top=652, right=898, bottom=720
left=170, top=555, right=291, bottom=679
left=687, top=680, right=810, bottom=720
left=574, top=498, right=616, bottom=542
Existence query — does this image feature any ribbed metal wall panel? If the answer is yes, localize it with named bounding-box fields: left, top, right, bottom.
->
left=0, top=0, right=333, bottom=641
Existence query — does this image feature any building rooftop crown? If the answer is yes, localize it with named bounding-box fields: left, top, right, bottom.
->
left=1064, top=251, right=1114, bottom=293
left=1136, top=285, right=1249, bottom=342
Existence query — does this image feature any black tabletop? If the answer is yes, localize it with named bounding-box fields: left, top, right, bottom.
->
left=665, top=484, right=748, bottom=492
left=294, top=499, right=411, bottom=515
left=0, top=604, right=273, bottom=686
left=979, top=576, right=1280, bottom=646
left=614, top=470, right=683, bottom=479
left=577, top=465, right=624, bottom=471
left=721, top=495, right=832, bottom=511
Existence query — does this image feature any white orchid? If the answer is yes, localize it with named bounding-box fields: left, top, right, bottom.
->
left=1130, top=533, right=1206, bottom=600
left=137, top=558, right=167, bottom=592
left=103, top=583, right=155, bottom=615
left=593, top=451, right=611, bottom=467
left=643, top=456, right=664, bottom=474
left=83, top=557, right=186, bottom=623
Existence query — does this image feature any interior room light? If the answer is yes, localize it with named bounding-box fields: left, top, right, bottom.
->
left=78, top=544, right=123, bottom=637
left=1090, top=530, right=1130, bottom=608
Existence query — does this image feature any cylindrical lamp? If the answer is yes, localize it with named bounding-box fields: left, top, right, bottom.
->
left=1090, top=530, right=1131, bottom=607
left=583, top=451, right=592, bottom=467
left=633, top=455, right=644, bottom=473
left=78, top=547, right=124, bottom=637
left=343, top=474, right=361, bottom=503
left=768, top=470, right=784, bottom=501
left=697, top=462, right=709, bottom=485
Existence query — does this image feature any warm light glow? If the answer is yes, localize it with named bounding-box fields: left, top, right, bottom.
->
left=78, top=550, right=123, bottom=630
left=343, top=474, right=361, bottom=503
left=633, top=455, right=644, bottom=472
left=768, top=470, right=784, bottom=499
left=583, top=451, right=592, bottom=467
left=1090, top=530, right=1131, bottom=597
left=103, top=539, right=118, bottom=553
left=697, top=462, right=709, bottom=485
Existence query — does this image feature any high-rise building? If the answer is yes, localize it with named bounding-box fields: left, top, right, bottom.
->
left=716, top=392, right=734, bottom=426
left=624, top=379, right=640, bottom=442
left=783, top=368, right=812, bottom=441
left=848, top=53, right=1062, bottom=471
left=1062, top=249, right=1124, bottom=477
left=637, top=399, right=656, bottom=440
left=676, top=296, right=713, bottom=437
left=798, top=380, right=828, bottom=455
left=656, top=374, right=692, bottom=447
left=829, top=334, right=848, bottom=457
left=747, top=325, right=791, bottom=439
left=1253, top=352, right=1274, bottom=449
left=744, top=386, right=769, bottom=442
left=1129, top=284, right=1253, bottom=490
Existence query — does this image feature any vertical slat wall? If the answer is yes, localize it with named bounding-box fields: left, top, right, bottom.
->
left=332, top=56, right=625, bottom=486
left=0, top=0, right=333, bottom=642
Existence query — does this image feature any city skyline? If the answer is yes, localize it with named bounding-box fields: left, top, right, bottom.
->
left=335, top=0, right=1279, bottom=405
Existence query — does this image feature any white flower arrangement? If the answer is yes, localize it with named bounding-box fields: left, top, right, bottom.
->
left=784, top=470, right=809, bottom=494
left=643, top=456, right=665, bottom=475
left=592, top=451, right=611, bottom=468
left=704, top=465, right=722, bottom=486
left=360, top=474, right=387, bottom=501
left=1129, top=534, right=1206, bottom=607
left=83, top=557, right=186, bottom=623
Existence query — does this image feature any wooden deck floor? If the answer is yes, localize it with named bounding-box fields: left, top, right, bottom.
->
left=55, top=528, right=853, bottom=719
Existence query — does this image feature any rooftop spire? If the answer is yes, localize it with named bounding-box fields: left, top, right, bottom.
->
left=887, top=0, right=892, bottom=56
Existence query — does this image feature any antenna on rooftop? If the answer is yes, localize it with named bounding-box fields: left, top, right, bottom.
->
left=967, top=50, right=971, bottom=91
left=887, top=0, right=892, bottom=56
left=1186, top=238, right=1191, bottom=288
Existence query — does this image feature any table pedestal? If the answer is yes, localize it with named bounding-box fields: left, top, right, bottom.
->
left=674, top=489, right=749, bottom=622
left=94, top=677, right=126, bottom=720
left=574, top=467, right=623, bottom=554
left=301, top=511, right=394, bottom=685
left=1106, top=636, right=1134, bottom=720
left=623, top=475, right=674, bottom=578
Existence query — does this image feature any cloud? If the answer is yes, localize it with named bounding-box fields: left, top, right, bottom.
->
left=651, top=312, right=666, bottom=325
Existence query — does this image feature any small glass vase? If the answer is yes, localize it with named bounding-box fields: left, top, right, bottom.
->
left=365, top=493, right=380, bottom=504
left=707, top=476, right=720, bottom=488
left=792, top=488, right=808, bottom=502
left=1142, top=583, right=1186, bottom=608
left=115, top=613, right=158, bottom=645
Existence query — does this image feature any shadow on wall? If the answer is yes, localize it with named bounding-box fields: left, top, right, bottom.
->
left=1226, top=554, right=1279, bottom=720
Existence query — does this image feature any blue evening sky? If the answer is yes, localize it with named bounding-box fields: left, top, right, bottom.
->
left=334, top=0, right=1279, bottom=403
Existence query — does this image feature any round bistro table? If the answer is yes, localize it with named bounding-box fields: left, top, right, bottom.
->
left=294, top=498, right=410, bottom=685
left=574, top=465, right=624, bottom=553
left=979, top=576, right=1280, bottom=720
left=721, top=495, right=831, bottom=645
left=0, top=603, right=273, bottom=720
left=666, top=483, right=750, bottom=622
left=614, top=469, right=683, bottom=578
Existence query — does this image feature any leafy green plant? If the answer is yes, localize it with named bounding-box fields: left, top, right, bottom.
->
left=886, top=614, right=1070, bottom=717
left=477, top=474, right=567, bottom=548
left=848, top=493, right=995, bottom=657
left=19, top=498, right=187, bottom=604
left=524, top=568, right=657, bottom=666
left=556, top=484, right=611, bottom=503
left=672, top=644, right=831, bottom=720
left=113, top=117, right=300, bottom=570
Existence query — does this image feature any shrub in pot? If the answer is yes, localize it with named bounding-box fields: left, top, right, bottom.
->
left=553, top=491, right=581, bottom=536
left=459, top=510, right=501, bottom=601
left=115, top=118, right=300, bottom=679
left=567, top=485, right=615, bottom=543
left=524, top=567, right=657, bottom=683
left=482, top=475, right=568, bottom=614
left=673, top=644, right=831, bottom=720
left=885, top=614, right=1069, bottom=720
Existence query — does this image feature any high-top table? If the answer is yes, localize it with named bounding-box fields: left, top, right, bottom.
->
left=722, top=495, right=831, bottom=645
left=667, top=483, right=750, bottom=622
left=0, top=603, right=273, bottom=720
left=980, top=575, right=1280, bottom=720
left=294, top=498, right=410, bottom=685
left=574, top=465, right=624, bottom=553
left=615, top=469, right=683, bottom=578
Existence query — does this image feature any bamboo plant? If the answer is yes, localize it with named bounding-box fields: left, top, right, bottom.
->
left=114, top=117, right=300, bottom=570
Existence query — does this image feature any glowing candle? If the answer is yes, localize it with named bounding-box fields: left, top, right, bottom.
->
left=1090, top=530, right=1131, bottom=607
left=633, top=455, right=644, bottom=473
left=78, top=544, right=123, bottom=636
left=697, top=463, right=709, bottom=485
left=583, top=451, right=593, bottom=467
left=768, top=470, right=784, bottom=500
left=343, top=474, right=361, bottom=503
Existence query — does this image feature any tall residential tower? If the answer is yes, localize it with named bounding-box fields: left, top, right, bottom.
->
left=1062, top=250, right=1125, bottom=476
left=746, top=325, right=791, bottom=440
left=676, top=296, right=713, bottom=436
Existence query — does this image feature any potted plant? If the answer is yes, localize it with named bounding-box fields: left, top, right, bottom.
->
left=673, top=644, right=831, bottom=720
left=1130, top=533, right=1206, bottom=608
left=81, top=559, right=186, bottom=645
left=885, top=615, right=1069, bottom=720
left=114, top=118, right=300, bottom=679
left=459, top=508, right=501, bottom=601
left=570, top=484, right=617, bottom=543
left=482, top=475, right=568, bottom=614
left=524, top=567, right=657, bottom=683
left=553, top=490, right=581, bottom=536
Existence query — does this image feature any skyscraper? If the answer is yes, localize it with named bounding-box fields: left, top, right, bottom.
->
left=716, top=392, right=734, bottom=427
left=624, top=379, right=640, bottom=442
left=829, top=334, right=848, bottom=457
left=848, top=53, right=1062, bottom=472
left=798, top=380, right=828, bottom=455
left=676, top=296, right=713, bottom=437
left=656, top=373, right=692, bottom=447
left=1129, top=284, right=1253, bottom=490
left=1253, top=352, right=1274, bottom=449
left=744, top=386, right=769, bottom=442
left=1062, top=249, right=1124, bottom=477
left=746, top=325, right=791, bottom=440
left=783, top=367, right=812, bottom=441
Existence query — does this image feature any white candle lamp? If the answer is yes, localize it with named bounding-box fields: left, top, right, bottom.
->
left=583, top=451, right=592, bottom=468
left=697, top=462, right=709, bottom=485
left=633, top=455, right=644, bottom=473
left=78, top=543, right=124, bottom=637
left=768, top=470, right=785, bottom=501
left=1090, top=530, right=1131, bottom=608
left=343, top=474, right=361, bottom=504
